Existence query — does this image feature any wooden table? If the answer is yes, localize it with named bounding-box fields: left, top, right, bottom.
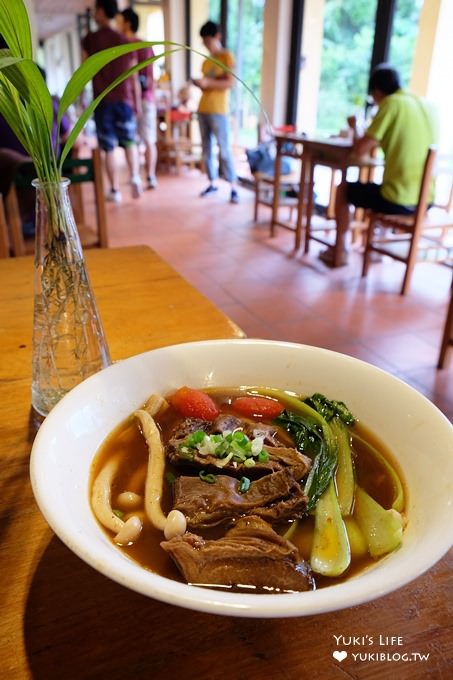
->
left=1, top=246, right=451, bottom=679
left=271, top=134, right=382, bottom=265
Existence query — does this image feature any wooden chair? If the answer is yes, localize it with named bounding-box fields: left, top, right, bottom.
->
left=5, top=148, right=108, bottom=256
left=362, top=146, right=453, bottom=295
left=0, top=195, right=10, bottom=258
left=157, top=110, right=202, bottom=174
left=253, top=170, right=300, bottom=222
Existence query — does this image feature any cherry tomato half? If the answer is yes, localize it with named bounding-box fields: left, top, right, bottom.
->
left=170, top=386, right=220, bottom=421
left=232, top=395, right=284, bottom=419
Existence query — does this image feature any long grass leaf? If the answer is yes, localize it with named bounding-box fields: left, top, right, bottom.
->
left=58, top=40, right=183, bottom=123
left=0, top=59, right=53, bottom=134
left=59, top=45, right=186, bottom=167
left=0, top=79, right=31, bottom=151
left=0, top=50, right=24, bottom=69
left=0, top=0, right=33, bottom=59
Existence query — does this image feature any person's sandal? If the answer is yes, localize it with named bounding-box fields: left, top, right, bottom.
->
left=230, top=189, right=239, bottom=204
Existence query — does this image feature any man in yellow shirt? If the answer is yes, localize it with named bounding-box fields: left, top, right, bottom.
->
left=323, top=63, right=438, bottom=266
left=193, top=21, right=239, bottom=204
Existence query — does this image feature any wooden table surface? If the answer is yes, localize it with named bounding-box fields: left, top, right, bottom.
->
left=0, top=246, right=451, bottom=680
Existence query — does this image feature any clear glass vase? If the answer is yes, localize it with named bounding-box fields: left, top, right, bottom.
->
left=32, top=178, right=111, bottom=416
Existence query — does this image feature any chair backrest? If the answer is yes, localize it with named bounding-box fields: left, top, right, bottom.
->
left=363, top=145, right=442, bottom=295
left=5, top=148, right=108, bottom=256
left=413, top=145, right=437, bottom=226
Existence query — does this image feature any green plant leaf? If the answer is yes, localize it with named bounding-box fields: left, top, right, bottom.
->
left=0, top=50, right=24, bottom=69
left=1, top=58, right=53, bottom=134
left=57, top=40, right=184, bottom=126
left=0, top=0, right=33, bottom=59
left=59, top=44, right=185, bottom=167
left=1, top=0, right=266, bottom=183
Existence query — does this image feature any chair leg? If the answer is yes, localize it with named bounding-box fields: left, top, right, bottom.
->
left=400, top=229, right=421, bottom=295
left=0, top=195, right=9, bottom=258
left=253, top=179, right=259, bottom=222
left=362, top=218, right=374, bottom=278
left=303, top=163, right=315, bottom=254
left=5, top=188, right=26, bottom=256
left=437, top=282, right=453, bottom=369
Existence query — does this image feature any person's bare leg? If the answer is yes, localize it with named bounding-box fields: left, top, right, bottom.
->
left=334, top=180, right=350, bottom=256
left=124, top=144, right=142, bottom=198
left=104, top=150, right=118, bottom=192
left=144, top=140, right=158, bottom=185
left=124, top=144, right=140, bottom=180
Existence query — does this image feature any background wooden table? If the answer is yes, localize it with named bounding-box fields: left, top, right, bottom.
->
left=0, top=246, right=451, bottom=679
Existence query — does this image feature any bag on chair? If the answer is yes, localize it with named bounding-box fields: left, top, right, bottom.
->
left=246, top=141, right=294, bottom=176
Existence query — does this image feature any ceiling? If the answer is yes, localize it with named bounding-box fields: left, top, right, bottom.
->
left=34, top=0, right=92, bottom=41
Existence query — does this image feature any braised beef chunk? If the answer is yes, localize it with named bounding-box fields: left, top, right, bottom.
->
left=212, top=414, right=244, bottom=434
left=166, top=414, right=311, bottom=479
left=167, top=418, right=211, bottom=452
left=173, top=467, right=308, bottom=528
left=263, top=446, right=311, bottom=477
left=247, top=423, right=293, bottom=447
left=161, top=515, right=314, bottom=593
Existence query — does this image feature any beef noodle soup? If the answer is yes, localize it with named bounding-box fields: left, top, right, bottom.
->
left=90, top=386, right=406, bottom=593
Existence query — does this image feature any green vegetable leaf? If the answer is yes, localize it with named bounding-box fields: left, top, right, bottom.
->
left=304, top=393, right=355, bottom=426
left=275, top=407, right=337, bottom=512
left=311, top=480, right=351, bottom=576
left=330, top=419, right=355, bottom=516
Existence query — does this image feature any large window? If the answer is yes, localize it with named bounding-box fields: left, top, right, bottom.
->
left=226, top=0, right=265, bottom=147
left=298, top=0, right=426, bottom=137
left=388, top=0, right=424, bottom=87
left=316, top=0, right=378, bottom=136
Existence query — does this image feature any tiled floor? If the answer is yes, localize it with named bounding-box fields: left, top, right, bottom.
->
left=101, top=161, right=453, bottom=421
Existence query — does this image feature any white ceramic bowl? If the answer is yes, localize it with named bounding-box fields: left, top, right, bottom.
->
left=30, top=339, right=453, bottom=618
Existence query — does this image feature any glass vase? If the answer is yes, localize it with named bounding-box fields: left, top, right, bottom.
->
left=32, top=178, right=111, bottom=416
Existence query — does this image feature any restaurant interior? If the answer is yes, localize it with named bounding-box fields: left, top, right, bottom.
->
left=0, top=2, right=452, bottom=678
left=10, top=0, right=449, bottom=416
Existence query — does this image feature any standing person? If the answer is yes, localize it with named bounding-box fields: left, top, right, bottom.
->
left=81, top=0, right=142, bottom=203
left=118, top=7, right=158, bottom=190
left=324, top=63, right=438, bottom=266
left=192, top=20, right=239, bottom=204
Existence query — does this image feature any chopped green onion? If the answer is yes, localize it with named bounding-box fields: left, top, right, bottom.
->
left=113, top=509, right=125, bottom=519
left=185, top=430, right=207, bottom=446
left=178, top=429, right=267, bottom=466
left=238, top=476, right=251, bottom=493
left=178, top=447, right=194, bottom=460
left=199, top=470, right=217, bottom=484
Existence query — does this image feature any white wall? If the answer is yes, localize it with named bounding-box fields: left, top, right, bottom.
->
left=425, top=1, right=453, bottom=154
left=260, top=0, right=292, bottom=129
left=43, top=22, right=79, bottom=97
